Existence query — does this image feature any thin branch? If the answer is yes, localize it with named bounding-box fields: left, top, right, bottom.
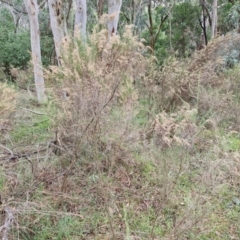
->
left=79, top=79, right=121, bottom=142
left=154, top=14, right=169, bottom=45
left=0, top=146, right=49, bottom=161
left=26, top=80, right=122, bottom=195
left=198, top=18, right=204, bottom=30
left=200, top=0, right=212, bottom=27
left=0, top=0, right=27, bottom=14
left=121, top=11, right=130, bottom=23
left=148, top=0, right=153, bottom=35
left=21, top=107, right=53, bottom=117
left=38, top=0, right=47, bottom=9
left=0, top=144, right=13, bottom=156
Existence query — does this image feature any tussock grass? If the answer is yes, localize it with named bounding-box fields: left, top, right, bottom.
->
left=1, top=29, right=240, bottom=239
left=0, top=83, right=16, bottom=119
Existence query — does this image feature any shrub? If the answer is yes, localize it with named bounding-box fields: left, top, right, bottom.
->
left=45, top=25, right=148, bottom=162
left=144, top=105, right=199, bottom=149
left=0, top=28, right=31, bottom=74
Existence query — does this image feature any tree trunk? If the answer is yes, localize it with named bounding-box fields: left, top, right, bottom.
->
left=147, top=0, right=154, bottom=52
left=131, top=0, right=135, bottom=24
left=48, top=0, right=64, bottom=65
left=147, top=0, right=169, bottom=54
left=108, top=0, right=122, bottom=36
left=24, top=0, right=46, bottom=103
left=97, top=0, right=105, bottom=18
left=75, top=0, right=87, bottom=39
left=199, top=0, right=208, bottom=46
left=211, top=0, right=217, bottom=38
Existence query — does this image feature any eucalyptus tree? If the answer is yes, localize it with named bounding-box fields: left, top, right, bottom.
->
left=48, top=0, right=65, bottom=65
left=199, top=0, right=211, bottom=45
left=24, top=0, right=46, bottom=102
left=147, top=0, right=172, bottom=53
left=211, top=0, right=218, bottom=37
left=97, top=0, right=105, bottom=18
left=1, top=0, right=125, bottom=103
left=108, top=0, right=122, bottom=36
left=171, top=1, right=202, bottom=57
left=120, top=0, right=142, bottom=25
left=75, top=0, right=87, bottom=38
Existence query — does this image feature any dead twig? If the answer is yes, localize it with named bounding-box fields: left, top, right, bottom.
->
left=0, top=144, right=13, bottom=157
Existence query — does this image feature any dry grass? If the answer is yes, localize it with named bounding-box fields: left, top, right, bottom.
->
left=1, top=29, right=240, bottom=240
left=45, top=25, right=145, bottom=165
left=0, top=83, right=16, bottom=119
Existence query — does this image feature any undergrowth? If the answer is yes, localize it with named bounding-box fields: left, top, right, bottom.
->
left=1, top=28, right=240, bottom=240
left=0, top=83, right=16, bottom=120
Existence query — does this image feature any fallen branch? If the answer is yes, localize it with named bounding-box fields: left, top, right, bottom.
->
left=0, top=207, right=14, bottom=240
left=20, top=107, right=53, bottom=117
left=0, top=145, right=49, bottom=161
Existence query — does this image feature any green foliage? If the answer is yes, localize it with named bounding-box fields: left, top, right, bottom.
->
left=223, top=134, right=240, bottom=151
left=0, top=7, right=15, bottom=32
left=40, top=34, right=54, bottom=66
left=225, top=2, right=240, bottom=32
left=27, top=216, right=82, bottom=240
left=141, top=5, right=169, bottom=64
left=0, top=4, right=53, bottom=71
left=0, top=7, right=31, bottom=72
left=171, top=1, right=202, bottom=58
left=0, top=29, right=31, bottom=72
left=142, top=1, right=202, bottom=64
left=39, top=8, right=55, bottom=66
left=218, top=2, right=233, bottom=34
left=10, top=115, right=50, bottom=144
left=0, top=31, right=30, bottom=73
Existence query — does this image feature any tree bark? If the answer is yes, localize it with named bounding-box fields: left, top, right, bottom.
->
left=131, top=0, right=135, bottom=24
left=108, top=0, right=122, bottom=36
left=147, top=0, right=170, bottom=54
left=24, top=0, right=46, bottom=103
left=97, top=0, right=105, bottom=18
left=199, top=0, right=212, bottom=27
left=75, top=0, right=87, bottom=39
left=199, top=0, right=208, bottom=46
left=147, top=0, right=154, bottom=51
left=48, top=0, right=64, bottom=65
left=211, top=0, right=217, bottom=38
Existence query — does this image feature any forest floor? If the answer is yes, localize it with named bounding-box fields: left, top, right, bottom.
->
left=1, top=37, right=240, bottom=239
left=1, top=81, right=240, bottom=240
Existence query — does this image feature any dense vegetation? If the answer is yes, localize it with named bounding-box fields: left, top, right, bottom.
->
left=1, top=0, right=240, bottom=239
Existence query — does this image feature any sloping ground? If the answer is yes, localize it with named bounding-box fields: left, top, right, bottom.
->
left=1, top=34, right=240, bottom=239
